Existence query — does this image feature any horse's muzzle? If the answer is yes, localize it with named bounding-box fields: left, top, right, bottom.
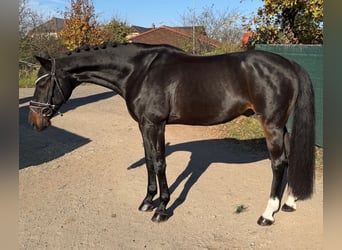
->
left=28, top=110, right=51, bottom=131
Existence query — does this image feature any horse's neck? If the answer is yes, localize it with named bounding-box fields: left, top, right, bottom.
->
left=74, top=68, right=129, bottom=97
left=61, top=52, right=137, bottom=97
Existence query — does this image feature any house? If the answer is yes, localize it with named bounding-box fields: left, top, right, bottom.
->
left=128, top=25, right=219, bottom=53
left=126, top=25, right=153, bottom=40
left=28, top=17, right=65, bottom=37
left=27, top=18, right=219, bottom=53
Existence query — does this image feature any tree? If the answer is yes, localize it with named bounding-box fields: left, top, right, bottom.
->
left=19, top=0, right=65, bottom=66
left=19, top=0, right=43, bottom=37
left=101, top=18, right=132, bottom=43
left=180, top=4, right=244, bottom=54
left=60, top=0, right=103, bottom=50
left=252, top=0, right=323, bottom=44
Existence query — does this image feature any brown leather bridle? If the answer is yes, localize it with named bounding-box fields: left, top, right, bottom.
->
left=29, top=58, right=65, bottom=117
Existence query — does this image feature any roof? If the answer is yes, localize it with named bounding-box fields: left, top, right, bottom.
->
left=31, top=17, right=65, bottom=34
left=240, top=31, right=254, bottom=48
left=130, top=25, right=152, bottom=34
left=129, top=25, right=219, bottom=50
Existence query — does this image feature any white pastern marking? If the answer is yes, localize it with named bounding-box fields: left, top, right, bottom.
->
left=262, top=198, right=280, bottom=221
left=285, top=193, right=297, bottom=210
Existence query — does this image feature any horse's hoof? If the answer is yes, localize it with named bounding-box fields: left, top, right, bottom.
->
left=257, top=216, right=274, bottom=226
left=151, top=211, right=169, bottom=223
left=281, top=204, right=296, bottom=212
left=138, top=202, right=154, bottom=212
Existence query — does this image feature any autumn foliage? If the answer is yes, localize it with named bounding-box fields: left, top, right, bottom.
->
left=252, top=0, right=323, bottom=44
left=60, top=0, right=103, bottom=50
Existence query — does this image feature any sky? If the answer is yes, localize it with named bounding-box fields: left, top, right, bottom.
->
left=27, top=0, right=263, bottom=27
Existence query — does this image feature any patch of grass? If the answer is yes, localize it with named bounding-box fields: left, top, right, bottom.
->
left=19, top=69, right=38, bottom=88
left=215, top=116, right=264, bottom=140
left=315, top=147, right=323, bottom=172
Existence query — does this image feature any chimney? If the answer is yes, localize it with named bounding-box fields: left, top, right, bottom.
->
left=152, top=23, right=156, bottom=29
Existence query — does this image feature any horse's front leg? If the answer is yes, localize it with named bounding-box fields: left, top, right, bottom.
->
left=138, top=120, right=170, bottom=222
left=138, top=157, right=157, bottom=212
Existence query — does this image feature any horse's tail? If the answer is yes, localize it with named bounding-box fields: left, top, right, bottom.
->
left=288, top=63, right=315, bottom=200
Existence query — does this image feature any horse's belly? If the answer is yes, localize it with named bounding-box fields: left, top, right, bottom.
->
left=167, top=104, right=243, bottom=125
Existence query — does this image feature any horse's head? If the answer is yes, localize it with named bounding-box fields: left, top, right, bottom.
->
left=28, top=55, right=74, bottom=131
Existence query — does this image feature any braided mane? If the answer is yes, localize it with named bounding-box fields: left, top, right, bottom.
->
left=65, top=42, right=126, bottom=56
left=65, top=42, right=185, bottom=56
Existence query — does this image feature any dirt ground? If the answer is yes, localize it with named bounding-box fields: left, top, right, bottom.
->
left=19, top=85, right=323, bottom=250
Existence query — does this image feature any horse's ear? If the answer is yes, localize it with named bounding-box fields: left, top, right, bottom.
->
left=34, top=55, right=52, bottom=71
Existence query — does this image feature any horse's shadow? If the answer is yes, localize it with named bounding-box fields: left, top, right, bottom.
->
left=128, top=137, right=269, bottom=218
left=19, top=91, right=116, bottom=169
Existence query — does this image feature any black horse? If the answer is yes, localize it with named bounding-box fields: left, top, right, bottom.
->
left=28, top=42, right=315, bottom=226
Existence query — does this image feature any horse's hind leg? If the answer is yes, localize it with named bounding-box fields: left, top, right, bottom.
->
left=138, top=120, right=170, bottom=222
left=281, top=131, right=297, bottom=212
left=257, top=124, right=288, bottom=226
left=282, top=191, right=297, bottom=212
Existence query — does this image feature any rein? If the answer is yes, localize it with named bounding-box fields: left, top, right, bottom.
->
left=29, top=58, right=66, bottom=117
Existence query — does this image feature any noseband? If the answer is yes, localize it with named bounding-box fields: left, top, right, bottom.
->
left=29, top=58, right=66, bottom=117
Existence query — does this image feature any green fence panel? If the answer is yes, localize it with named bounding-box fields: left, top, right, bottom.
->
left=255, top=44, right=323, bottom=147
